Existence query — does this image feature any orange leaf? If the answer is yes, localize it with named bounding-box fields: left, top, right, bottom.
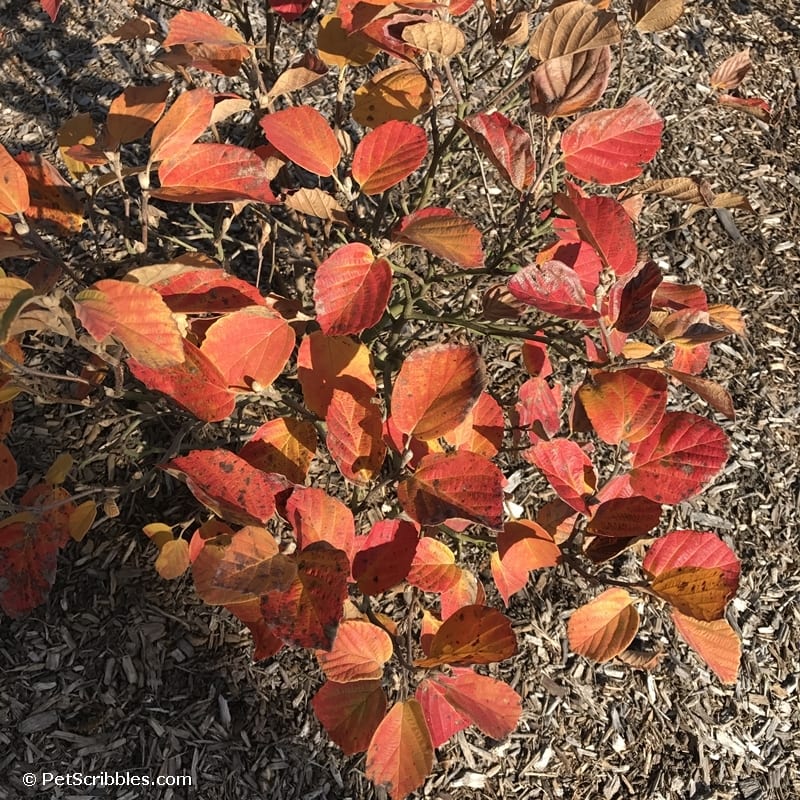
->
left=200, top=307, right=294, bottom=392
left=528, top=438, right=597, bottom=514
left=366, top=699, right=434, bottom=800
left=415, top=604, right=517, bottom=667
left=155, top=538, right=190, bottom=580
left=317, top=13, right=378, bottom=67
left=352, top=62, right=433, bottom=128
left=128, top=339, right=236, bottom=423
left=150, top=88, right=215, bottom=163
left=578, top=368, right=667, bottom=444
left=154, top=143, right=277, bottom=205
left=441, top=391, right=504, bottom=457
left=629, top=412, right=728, bottom=504
left=394, top=207, right=484, bottom=268
left=352, top=120, right=428, bottom=195
left=491, top=520, right=561, bottom=605
left=0, top=442, right=17, bottom=491
left=106, top=83, right=169, bottom=147
left=392, top=343, right=486, bottom=441
left=259, top=105, right=341, bottom=177
left=74, top=279, right=184, bottom=368
left=286, top=487, right=356, bottom=564
left=567, top=587, right=639, bottom=662
left=317, top=619, right=393, bottom=682
left=560, top=97, right=663, bottom=185
left=406, top=537, right=461, bottom=593
left=671, top=610, right=740, bottom=684
left=297, top=331, right=377, bottom=417
left=326, top=388, right=387, bottom=485
left=0, top=144, right=30, bottom=216
left=313, top=243, right=393, bottom=335
left=239, top=417, right=317, bottom=484
left=313, top=679, right=387, bottom=755
left=398, top=451, right=505, bottom=529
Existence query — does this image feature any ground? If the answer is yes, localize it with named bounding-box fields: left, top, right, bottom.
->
left=0, top=1, right=799, bottom=799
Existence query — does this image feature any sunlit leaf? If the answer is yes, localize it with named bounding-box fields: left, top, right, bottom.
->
left=394, top=207, right=485, bottom=269
left=529, top=0, right=620, bottom=60
left=352, top=121, right=428, bottom=195
left=398, top=451, right=505, bottom=529
left=149, top=88, right=215, bottom=163
left=74, top=279, right=184, bottom=368
left=392, top=343, right=486, bottom=441
left=629, top=412, right=728, bottom=504
left=286, top=486, right=356, bottom=563
left=567, top=587, right=639, bottom=662
left=366, top=699, right=433, bottom=800
left=0, top=144, right=31, bottom=216
left=671, top=610, right=740, bottom=684
left=401, top=19, right=465, bottom=57
left=530, top=46, right=611, bottom=118
left=415, top=604, right=517, bottom=667
left=631, top=0, right=684, bottom=32
left=560, top=97, right=663, bottom=185
left=259, top=105, right=341, bottom=177
left=528, top=438, right=597, bottom=514
left=509, top=261, right=599, bottom=322
left=442, top=391, right=504, bottom=457
left=406, top=537, right=462, bottom=594
left=317, top=619, right=393, bottom=682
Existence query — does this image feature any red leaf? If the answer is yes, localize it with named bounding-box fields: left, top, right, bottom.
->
left=586, top=496, right=662, bottom=538
left=461, top=112, right=536, bottom=192
left=0, top=144, right=31, bottom=216
left=671, top=611, right=740, bottom=684
left=239, top=417, right=317, bottom=484
left=611, top=259, right=662, bottom=332
left=717, top=94, right=770, bottom=122
left=74, top=279, right=184, bottom=368
left=200, top=307, right=294, bottom=392
left=353, top=519, right=419, bottom=595
left=415, top=604, right=517, bottom=667
left=491, top=520, right=561, bottom=605
left=509, top=261, right=599, bottom=321
left=0, top=443, right=17, bottom=491
left=269, top=0, right=313, bottom=22
left=406, top=537, right=461, bottom=593
left=317, top=619, right=393, bottom=682
left=259, top=105, right=341, bottom=177
left=561, top=97, right=663, bottom=184
left=164, top=10, right=247, bottom=47
left=442, top=391, right=504, bottom=457
left=260, top=542, right=349, bottom=649
left=127, top=263, right=266, bottom=313
left=528, top=439, right=597, bottom=515
left=398, top=451, right=505, bottom=529
left=394, top=207, right=484, bottom=268
left=165, top=449, right=278, bottom=526
left=128, top=339, right=236, bottom=422
left=644, top=530, right=740, bottom=587
left=154, top=143, right=277, bottom=204
left=352, top=121, right=429, bottom=194
left=578, top=368, right=667, bottom=444
left=366, top=699, right=433, bottom=800
left=517, top=376, right=563, bottom=443
left=415, top=678, right=470, bottom=747
left=429, top=668, right=521, bottom=739
left=286, top=487, right=356, bottom=564
left=326, top=388, right=387, bottom=485
left=568, top=587, right=640, bottom=662
left=521, top=337, right=553, bottom=378
left=313, top=243, right=393, bottom=335
left=439, top=569, right=484, bottom=620
left=297, top=332, right=377, bottom=418
left=39, top=0, right=61, bottom=22
left=629, top=412, right=728, bottom=504
left=150, top=88, right=215, bottom=163
left=554, top=191, right=638, bottom=276
left=392, top=343, right=486, bottom=441
left=313, top=679, right=387, bottom=755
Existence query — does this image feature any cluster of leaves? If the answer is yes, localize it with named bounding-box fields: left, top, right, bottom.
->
left=0, top=0, right=764, bottom=796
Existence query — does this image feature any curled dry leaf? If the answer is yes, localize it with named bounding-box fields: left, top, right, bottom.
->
left=285, top=188, right=348, bottom=223
left=401, top=19, right=466, bottom=58
left=267, top=52, right=328, bottom=101
left=530, top=46, right=612, bottom=118
left=710, top=48, right=752, bottom=91
left=529, top=0, right=620, bottom=61
left=630, top=0, right=685, bottom=33
left=717, top=95, right=771, bottom=123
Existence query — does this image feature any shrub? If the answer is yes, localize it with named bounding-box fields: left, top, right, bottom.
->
left=0, top=1, right=766, bottom=796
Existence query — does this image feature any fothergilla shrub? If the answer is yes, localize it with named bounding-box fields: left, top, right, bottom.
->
left=0, top=1, right=766, bottom=796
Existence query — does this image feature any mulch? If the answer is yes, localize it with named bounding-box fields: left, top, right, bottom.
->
left=1, top=0, right=799, bottom=798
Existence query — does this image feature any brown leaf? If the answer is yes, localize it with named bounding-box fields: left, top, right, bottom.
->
left=529, top=1, right=620, bottom=61
left=631, top=0, right=685, bottom=32
left=401, top=20, right=466, bottom=58
left=530, top=45, right=611, bottom=117
left=710, top=48, right=752, bottom=91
